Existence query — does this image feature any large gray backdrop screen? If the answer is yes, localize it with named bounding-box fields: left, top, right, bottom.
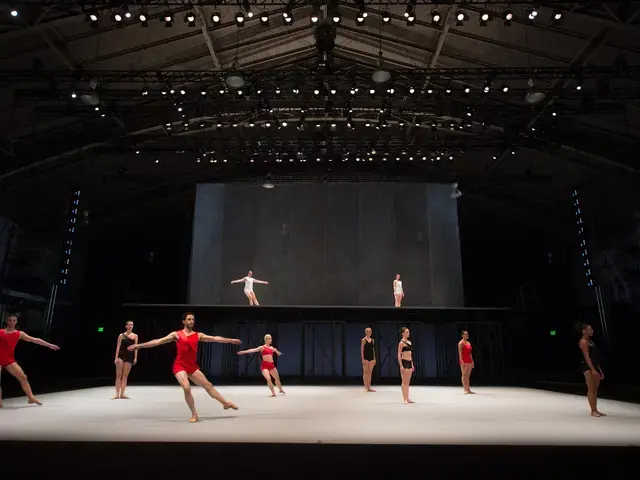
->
left=188, top=183, right=464, bottom=306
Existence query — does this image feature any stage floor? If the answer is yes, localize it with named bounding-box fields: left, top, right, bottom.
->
left=1, top=386, right=639, bottom=445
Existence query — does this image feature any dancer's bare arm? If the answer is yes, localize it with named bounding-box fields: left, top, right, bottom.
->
left=199, top=333, right=241, bottom=344
left=253, top=278, right=269, bottom=284
left=115, top=334, right=123, bottom=361
left=19, top=332, right=59, bottom=350
left=132, top=332, right=178, bottom=350
left=237, top=346, right=263, bottom=355
left=230, top=277, right=246, bottom=284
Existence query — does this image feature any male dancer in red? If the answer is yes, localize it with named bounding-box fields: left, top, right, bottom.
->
left=0, top=313, right=60, bottom=408
left=129, top=312, right=241, bottom=423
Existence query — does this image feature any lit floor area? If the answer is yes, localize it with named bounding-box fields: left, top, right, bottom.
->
left=1, top=386, right=639, bottom=445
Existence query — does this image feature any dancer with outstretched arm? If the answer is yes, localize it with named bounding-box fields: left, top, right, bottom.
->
left=237, top=334, right=285, bottom=396
left=129, top=312, right=241, bottom=423
left=0, top=313, right=59, bottom=408
left=230, top=270, right=268, bottom=306
left=113, top=320, right=138, bottom=399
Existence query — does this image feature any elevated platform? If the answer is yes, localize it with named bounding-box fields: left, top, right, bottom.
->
left=2, top=386, right=639, bottom=474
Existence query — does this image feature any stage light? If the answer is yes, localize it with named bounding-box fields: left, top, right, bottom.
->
left=114, top=13, right=122, bottom=22
left=431, top=10, right=441, bottom=24
left=139, top=12, right=148, bottom=27
left=382, top=11, right=390, bottom=23
left=260, top=13, right=269, bottom=25
left=310, top=14, right=319, bottom=24
left=552, top=10, right=563, bottom=22
left=235, top=12, right=245, bottom=25
left=88, top=13, right=98, bottom=22
left=332, top=13, right=341, bottom=25
left=185, top=12, right=195, bottom=27
left=163, top=14, right=173, bottom=27
left=356, top=9, right=367, bottom=25
left=11, top=9, right=18, bottom=17
left=211, top=11, right=221, bottom=24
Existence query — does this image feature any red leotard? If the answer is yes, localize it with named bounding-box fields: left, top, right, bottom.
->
left=260, top=345, right=275, bottom=371
left=0, top=329, right=20, bottom=367
left=460, top=341, right=473, bottom=365
left=172, top=330, right=200, bottom=375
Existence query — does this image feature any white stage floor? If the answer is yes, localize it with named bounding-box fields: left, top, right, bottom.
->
left=1, top=386, right=639, bottom=445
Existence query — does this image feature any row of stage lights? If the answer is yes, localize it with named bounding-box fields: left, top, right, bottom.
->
left=59, top=190, right=81, bottom=286
left=573, top=189, right=595, bottom=288
left=81, top=6, right=564, bottom=28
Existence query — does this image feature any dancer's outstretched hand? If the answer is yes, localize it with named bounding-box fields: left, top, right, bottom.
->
left=229, top=338, right=241, bottom=344
left=49, top=344, right=60, bottom=351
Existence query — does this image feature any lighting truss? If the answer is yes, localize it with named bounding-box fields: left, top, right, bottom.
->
left=3, top=66, right=637, bottom=85
left=6, top=0, right=633, bottom=6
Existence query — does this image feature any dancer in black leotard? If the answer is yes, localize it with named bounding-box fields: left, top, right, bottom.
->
left=360, top=328, right=376, bottom=392
left=113, top=321, right=138, bottom=399
left=397, top=327, right=414, bottom=404
left=579, top=323, right=606, bottom=417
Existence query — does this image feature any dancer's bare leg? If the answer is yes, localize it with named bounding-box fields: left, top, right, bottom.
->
left=113, top=359, right=124, bottom=399
left=269, top=368, right=285, bottom=394
left=0, top=366, right=3, bottom=408
left=250, top=292, right=260, bottom=306
left=261, top=369, right=276, bottom=396
left=120, top=362, right=132, bottom=399
left=400, top=369, right=409, bottom=403
left=367, top=361, right=376, bottom=392
left=362, top=360, right=369, bottom=391
left=189, top=369, right=238, bottom=410
left=5, top=363, right=41, bottom=405
left=591, top=373, right=606, bottom=416
left=175, top=371, right=198, bottom=423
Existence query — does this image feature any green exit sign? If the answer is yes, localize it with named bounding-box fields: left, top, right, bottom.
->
left=550, top=330, right=556, bottom=336
left=97, top=327, right=104, bottom=333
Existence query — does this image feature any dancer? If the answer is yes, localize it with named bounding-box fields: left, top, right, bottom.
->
left=230, top=270, right=269, bottom=306
left=397, top=327, right=414, bottom=404
left=0, top=313, right=59, bottom=408
left=113, top=320, right=138, bottom=399
left=579, top=323, right=606, bottom=417
left=361, top=328, right=376, bottom=392
left=393, top=274, right=404, bottom=307
left=237, top=334, right=285, bottom=396
left=129, top=312, right=241, bottom=423
left=458, top=330, right=475, bottom=394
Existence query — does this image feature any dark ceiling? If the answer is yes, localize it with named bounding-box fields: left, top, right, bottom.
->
left=0, top=0, right=639, bottom=237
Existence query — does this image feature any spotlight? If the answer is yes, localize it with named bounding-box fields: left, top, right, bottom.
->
left=260, top=13, right=269, bottom=25
left=284, top=15, right=292, bottom=25
left=114, top=13, right=122, bottom=22
left=163, top=14, right=173, bottom=27
left=552, top=9, right=563, bottom=24
left=310, top=14, right=319, bottom=24
left=139, top=12, right=148, bottom=26
left=356, top=9, right=367, bottom=25
left=88, top=13, right=98, bottom=22
left=382, top=11, right=390, bottom=23
left=431, top=10, right=441, bottom=24
left=11, top=9, right=18, bottom=17
left=332, top=13, right=341, bottom=25
left=185, top=12, right=195, bottom=27
left=480, top=13, right=490, bottom=26
left=235, top=12, right=245, bottom=25
left=211, top=12, right=221, bottom=24
left=456, top=12, right=465, bottom=26
left=528, top=8, right=538, bottom=21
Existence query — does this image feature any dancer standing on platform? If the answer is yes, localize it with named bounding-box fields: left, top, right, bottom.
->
left=113, top=320, right=138, bottom=399
left=393, top=274, right=404, bottom=307
left=397, top=327, right=414, bottom=404
left=0, top=313, right=59, bottom=408
left=579, top=323, right=606, bottom=417
left=230, top=271, right=269, bottom=306
left=458, top=330, right=475, bottom=394
left=237, top=334, right=285, bottom=396
left=361, top=328, right=376, bottom=392
left=128, top=312, right=241, bottom=423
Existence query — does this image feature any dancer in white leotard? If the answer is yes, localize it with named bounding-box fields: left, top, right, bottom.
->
left=393, top=274, right=404, bottom=307
left=230, top=271, right=269, bottom=306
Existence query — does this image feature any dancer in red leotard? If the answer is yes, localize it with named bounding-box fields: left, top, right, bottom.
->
left=0, top=313, right=60, bottom=408
left=458, top=330, right=475, bottom=394
left=129, top=312, right=241, bottom=423
left=237, top=334, right=285, bottom=396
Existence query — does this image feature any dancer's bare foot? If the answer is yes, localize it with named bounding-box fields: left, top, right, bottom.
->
left=591, top=411, right=604, bottom=417
left=269, top=393, right=276, bottom=397
left=28, top=397, right=42, bottom=406
left=597, top=411, right=607, bottom=416
left=120, top=395, right=130, bottom=399
left=464, top=390, right=476, bottom=395
left=366, top=388, right=376, bottom=392
left=111, top=396, right=119, bottom=400
left=0, top=400, right=3, bottom=408
left=407, top=399, right=415, bottom=404
left=279, top=389, right=286, bottom=395
left=403, top=400, right=409, bottom=404
left=223, top=402, right=238, bottom=410
left=189, top=414, right=199, bottom=423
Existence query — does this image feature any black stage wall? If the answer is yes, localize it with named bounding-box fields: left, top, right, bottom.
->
left=188, top=183, right=464, bottom=307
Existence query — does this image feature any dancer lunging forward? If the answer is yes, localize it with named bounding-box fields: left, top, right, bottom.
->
left=129, top=312, right=241, bottom=423
left=361, top=328, right=376, bottom=392
left=579, top=323, right=606, bottom=417
left=393, top=274, right=404, bottom=307
left=113, top=320, right=138, bottom=399
left=231, top=271, right=269, bottom=306
left=398, top=327, right=414, bottom=404
left=0, top=313, right=59, bottom=408
left=237, top=334, right=285, bottom=396
left=458, top=330, right=475, bottom=394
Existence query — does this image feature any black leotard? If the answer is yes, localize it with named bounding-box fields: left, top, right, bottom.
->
left=580, top=339, right=601, bottom=373
left=119, top=335, right=135, bottom=364
left=363, top=338, right=375, bottom=361
left=400, top=340, right=413, bottom=369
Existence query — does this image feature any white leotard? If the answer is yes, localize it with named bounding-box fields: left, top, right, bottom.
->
left=243, top=277, right=254, bottom=293
left=394, top=280, right=403, bottom=294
